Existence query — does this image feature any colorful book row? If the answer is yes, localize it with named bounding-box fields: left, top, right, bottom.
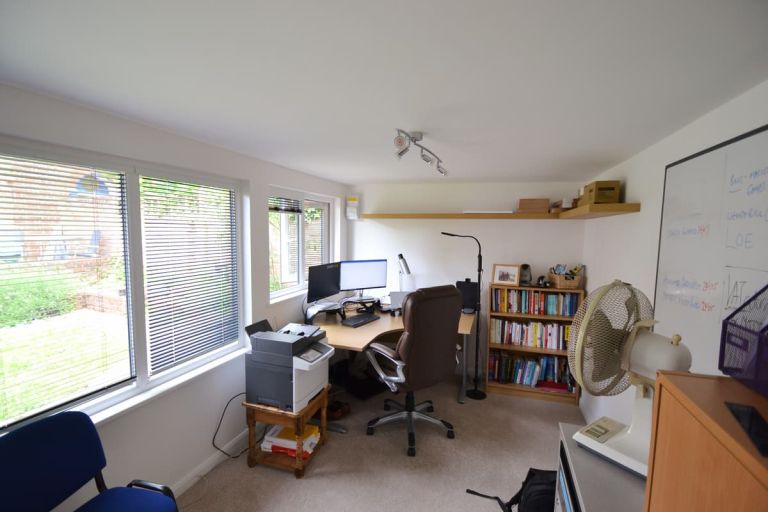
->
left=491, top=288, right=580, bottom=317
left=490, top=318, right=571, bottom=350
left=488, top=352, right=574, bottom=392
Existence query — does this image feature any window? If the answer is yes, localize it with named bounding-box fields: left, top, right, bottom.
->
left=0, top=150, right=240, bottom=430
left=141, top=177, right=239, bottom=375
left=268, top=193, right=330, bottom=298
left=0, top=156, right=133, bottom=428
left=303, top=200, right=328, bottom=277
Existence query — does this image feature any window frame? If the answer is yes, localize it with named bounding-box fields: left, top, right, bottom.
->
left=268, top=187, right=333, bottom=303
left=0, top=135, right=246, bottom=430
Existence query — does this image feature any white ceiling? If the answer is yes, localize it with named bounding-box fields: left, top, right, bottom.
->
left=1, top=1, right=767, bottom=184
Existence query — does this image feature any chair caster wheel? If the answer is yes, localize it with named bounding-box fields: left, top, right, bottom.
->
left=426, top=406, right=434, bottom=413
left=366, top=427, right=374, bottom=436
left=447, top=430, right=455, bottom=439
left=407, top=447, right=416, bottom=457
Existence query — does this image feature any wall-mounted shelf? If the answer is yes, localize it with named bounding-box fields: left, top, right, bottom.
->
left=361, top=212, right=558, bottom=220
left=557, top=202, right=641, bottom=219
left=361, top=203, right=640, bottom=220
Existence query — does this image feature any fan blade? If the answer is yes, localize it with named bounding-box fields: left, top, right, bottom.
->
left=622, top=293, right=639, bottom=331
left=586, top=309, right=626, bottom=382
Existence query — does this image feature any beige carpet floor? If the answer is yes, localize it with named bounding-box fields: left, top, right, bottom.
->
left=178, top=381, right=584, bottom=512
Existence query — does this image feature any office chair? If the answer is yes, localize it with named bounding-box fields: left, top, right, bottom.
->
left=0, top=411, right=178, bottom=512
left=365, top=285, right=461, bottom=456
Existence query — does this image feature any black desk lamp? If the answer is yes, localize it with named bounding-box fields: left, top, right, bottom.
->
left=441, top=231, right=487, bottom=400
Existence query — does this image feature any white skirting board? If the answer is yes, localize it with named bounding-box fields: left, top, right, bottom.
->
left=172, top=427, right=250, bottom=497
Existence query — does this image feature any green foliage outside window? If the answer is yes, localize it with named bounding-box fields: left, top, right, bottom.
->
left=0, top=267, right=77, bottom=328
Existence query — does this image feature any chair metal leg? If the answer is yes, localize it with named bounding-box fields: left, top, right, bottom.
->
left=412, top=411, right=450, bottom=430
left=366, top=392, right=455, bottom=455
left=383, top=398, right=404, bottom=411
left=367, top=411, right=409, bottom=434
left=415, top=400, right=434, bottom=413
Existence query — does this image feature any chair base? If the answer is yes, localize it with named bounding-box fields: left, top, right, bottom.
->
left=366, top=391, right=454, bottom=456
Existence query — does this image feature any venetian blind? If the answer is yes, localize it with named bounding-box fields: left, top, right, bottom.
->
left=141, top=176, right=239, bottom=374
left=0, top=155, right=132, bottom=428
left=303, top=199, right=328, bottom=276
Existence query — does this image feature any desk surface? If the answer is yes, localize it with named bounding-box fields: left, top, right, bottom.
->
left=314, top=311, right=475, bottom=352
left=559, top=423, right=646, bottom=511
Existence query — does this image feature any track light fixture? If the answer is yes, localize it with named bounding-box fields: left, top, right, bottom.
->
left=394, top=129, right=447, bottom=176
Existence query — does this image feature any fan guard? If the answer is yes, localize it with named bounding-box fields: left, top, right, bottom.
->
left=568, top=281, right=654, bottom=396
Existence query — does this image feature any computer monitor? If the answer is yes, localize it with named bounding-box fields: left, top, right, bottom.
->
left=339, top=259, right=387, bottom=293
left=306, top=262, right=341, bottom=303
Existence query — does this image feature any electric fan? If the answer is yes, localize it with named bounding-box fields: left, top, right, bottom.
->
left=568, top=280, right=692, bottom=476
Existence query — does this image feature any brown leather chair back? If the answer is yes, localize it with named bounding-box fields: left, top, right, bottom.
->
left=395, top=285, right=462, bottom=391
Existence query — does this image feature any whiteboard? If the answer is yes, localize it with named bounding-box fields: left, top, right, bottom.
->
left=654, top=124, right=768, bottom=374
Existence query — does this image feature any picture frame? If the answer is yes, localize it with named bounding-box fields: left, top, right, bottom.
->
left=492, top=264, right=520, bottom=285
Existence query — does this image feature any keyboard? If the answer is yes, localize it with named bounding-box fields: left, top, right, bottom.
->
left=341, top=313, right=380, bottom=328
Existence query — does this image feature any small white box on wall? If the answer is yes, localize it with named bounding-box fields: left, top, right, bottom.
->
left=346, top=195, right=359, bottom=220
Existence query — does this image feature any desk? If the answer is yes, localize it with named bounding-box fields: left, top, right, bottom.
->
left=557, top=423, right=645, bottom=511
left=314, top=311, right=476, bottom=403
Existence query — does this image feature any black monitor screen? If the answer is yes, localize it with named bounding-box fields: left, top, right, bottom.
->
left=339, top=259, right=387, bottom=291
left=307, top=262, right=341, bottom=303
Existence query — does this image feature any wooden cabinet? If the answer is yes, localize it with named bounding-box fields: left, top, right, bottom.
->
left=645, top=372, right=768, bottom=511
left=485, top=284, right=583, bottom=404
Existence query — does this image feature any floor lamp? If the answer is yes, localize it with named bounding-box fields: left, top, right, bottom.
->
left=441, top=232, right=487, bottom=400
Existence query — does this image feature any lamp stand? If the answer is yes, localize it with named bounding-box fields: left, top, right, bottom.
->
left=465, top=241, right=486, bottom=400
left=441, top=231, right=486, bottom=400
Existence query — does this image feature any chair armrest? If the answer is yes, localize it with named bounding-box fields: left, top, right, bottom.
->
left=365, top=342, right=406, bottom=392
left=127, top=480, right=177, bottom=503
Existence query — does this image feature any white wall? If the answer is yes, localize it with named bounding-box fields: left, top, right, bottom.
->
left=350, top=80, right=768, bottom=427
left=580, top=78, right=768, bottom=424
left=350, top=182, right=586, bottom=373
left=0, top=83, right=349, bottom=509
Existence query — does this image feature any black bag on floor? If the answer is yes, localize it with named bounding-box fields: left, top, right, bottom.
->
left=466, top=468, right=556, bottom=512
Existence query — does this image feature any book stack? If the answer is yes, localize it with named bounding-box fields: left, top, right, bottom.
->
left=261, top=424, right=320, bottom=459
left=490, top=289, right=580, bottom=317
left=490, top=318, right=571, bottom=349
left=487, top=353, right=575, bottom=391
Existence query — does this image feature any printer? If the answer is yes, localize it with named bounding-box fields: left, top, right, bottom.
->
left=245, top=323, right=334, bottom=412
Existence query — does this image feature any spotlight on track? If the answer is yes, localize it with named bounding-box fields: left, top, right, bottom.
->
left=394, top=129, right=447, bottom=177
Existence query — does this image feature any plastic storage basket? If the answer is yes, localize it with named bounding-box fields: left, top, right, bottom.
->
left=719, top=283, right=768, bottom=398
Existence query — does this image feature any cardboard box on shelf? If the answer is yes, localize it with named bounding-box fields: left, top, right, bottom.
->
left=580, top=180, right=621, bottom=204
left=516, top=198, right=550, bottom=213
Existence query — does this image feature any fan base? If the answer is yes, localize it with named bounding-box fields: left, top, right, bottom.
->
left=573, top=423, right=648, bottom=477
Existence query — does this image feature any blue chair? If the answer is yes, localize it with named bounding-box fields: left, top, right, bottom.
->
left=0, top=411, right=177, bottom=512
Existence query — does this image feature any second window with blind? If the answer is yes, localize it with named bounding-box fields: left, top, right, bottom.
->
left=268, top=192, right=330, bottom=300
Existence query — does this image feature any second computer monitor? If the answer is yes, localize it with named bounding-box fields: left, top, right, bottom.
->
left=307, top=262, right=341, bottom=303
left=339, top=259, right=387, bottom=293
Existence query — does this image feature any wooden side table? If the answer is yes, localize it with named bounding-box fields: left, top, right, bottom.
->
left=243, top=384, right=329, bottom=478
